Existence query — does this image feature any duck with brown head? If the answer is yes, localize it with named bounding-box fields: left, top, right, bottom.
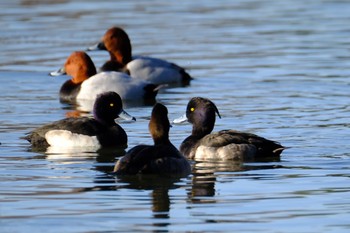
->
left=114, top=103, right=191, bottom=176
left=87, top=27, right=192, bottom=86
left=50, top=51, right=160, bottom=106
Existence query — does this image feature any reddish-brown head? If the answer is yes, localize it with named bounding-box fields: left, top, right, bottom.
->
left=64, top=51, right=97, bottom=84
left=102, top=27, right=132, bottom=65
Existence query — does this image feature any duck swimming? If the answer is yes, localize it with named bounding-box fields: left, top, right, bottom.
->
left=24, top=92, right=135, bottom=150
left=114, top=103, right=191, bottom=176
left=87, top=27, right=192, bottom=86
left=50, top=51, right=159, bottom=105
left=173, top=97, right=285, bottom=161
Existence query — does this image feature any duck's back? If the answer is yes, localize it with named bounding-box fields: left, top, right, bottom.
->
left=127, top=56, right=190, bottom=85
left=190, top=130, right=284, bottom=161
left=114, top=143, right=191, bottom=175
left=143, top=144, right=191, bottom=175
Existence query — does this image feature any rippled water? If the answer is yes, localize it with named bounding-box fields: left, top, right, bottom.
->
left=1, top=0, right=350, bottom=232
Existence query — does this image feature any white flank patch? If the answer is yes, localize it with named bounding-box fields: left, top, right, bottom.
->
left=45, top=130, right=101, bottom=149
left=195, top=144, right=257, bottom=160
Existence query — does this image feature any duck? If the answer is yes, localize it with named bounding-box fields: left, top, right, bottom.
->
left=113, top=103, right=191, bottom=176
left=50, top=51, right=160, bottom=105
left=24, top=91, right=136, bottom=150
left=173, top=97, right=285, bottom=161
left=87, top=27, right=192, bottom=86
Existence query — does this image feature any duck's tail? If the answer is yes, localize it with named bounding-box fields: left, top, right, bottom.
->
left=143, top=84, right=165, bottom=105
left=272, top=146, right=285, bottom=155
left=180, top=69, right=193, bottom=86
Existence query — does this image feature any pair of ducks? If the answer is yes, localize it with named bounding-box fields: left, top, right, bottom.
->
left=25, top=92, right=285, bottom=176
left=52, top=27, right=192, bottom=106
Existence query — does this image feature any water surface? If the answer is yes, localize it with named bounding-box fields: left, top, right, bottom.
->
left=1, top=0, right=350, bottom=232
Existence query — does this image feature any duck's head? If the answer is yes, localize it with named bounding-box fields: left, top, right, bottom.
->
left=174, top=97, right=221, bottom=137
left=93, top=91, right=136, bottom=125
left=87, top=27, right=132, bottom=65
left=149, top=103, right=171, bottom=145
left=50, top=51, right=97, bottom=84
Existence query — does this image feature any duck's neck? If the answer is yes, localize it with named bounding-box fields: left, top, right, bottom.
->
left=192, top=122, right=214, bottom=139
left=71, top=69, right=96, bottom=84
left=153, top=136, right=171, bottom=146
left=94, top=113, right=116, bottom=127
left=110, top=51, right=132, bottom=66
left=100, top=60, right=125, bottom=72
left=151, top=126, right=171, bottom=145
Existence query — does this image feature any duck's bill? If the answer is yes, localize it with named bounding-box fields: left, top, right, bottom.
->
left=49, top=67, right=66, bottom=76
left=86, top=42, right=106, bottom=51
left=118, top=110, right=136, bottom=121
left=172, top=114, right=188, bottom=124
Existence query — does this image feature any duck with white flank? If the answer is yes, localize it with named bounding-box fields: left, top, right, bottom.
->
left=24, top=92, right=135, bottom=151
left=50, top=51, right=160, bottom=105
left=174, top=97, right=285, bottom=161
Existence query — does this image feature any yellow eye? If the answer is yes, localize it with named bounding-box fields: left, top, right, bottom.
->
left=110, top=103, right=114, bottom=107
left=190, top=107, right=195, bottom=112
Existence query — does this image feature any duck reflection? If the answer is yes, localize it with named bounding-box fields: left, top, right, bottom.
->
left=119, top=174, right=186, bottom=231
left=44, top=146, right=125, bottom=163
left=188, top=159, right=244, bottom=203
left=188, top=158, right=282, bottom=203
left=119, top=175, right=176, bottom=224
left=152, top=188, right=170, bottom=219
left=94, top=172, right=186, bottom=231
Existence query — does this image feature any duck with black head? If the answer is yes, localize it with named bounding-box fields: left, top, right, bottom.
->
left=173, top=97, right=285, bottom=161
left=24, top=92, right=135, bottom=151
left=87, top=27, right=192, bottom=86
left=114, top=103, right=191, bottom=176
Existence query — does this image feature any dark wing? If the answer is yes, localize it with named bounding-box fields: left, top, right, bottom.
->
left=114, top=145, right=153, bottom=175
left=43, top=117, right=102, bottom=135
left=114, top=144, right=190, bottom=175
left=201, top=130, right=285, bottom=157
left=137, top=144, right=190, bottom=174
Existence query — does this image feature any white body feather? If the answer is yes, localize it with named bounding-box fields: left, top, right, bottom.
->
left=45, top=130, right=101, bottom=148
left=127, top=56, right=184, bottom=84
left=77, top=71, right=151, bottom=101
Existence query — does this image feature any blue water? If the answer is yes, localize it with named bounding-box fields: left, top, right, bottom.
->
left=1, top=0, right=350, bottom=232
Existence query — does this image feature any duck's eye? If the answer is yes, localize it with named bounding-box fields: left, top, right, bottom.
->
left=110, top=103, right=114, bottom=107
left=190, top=107, right=195, bottom=112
